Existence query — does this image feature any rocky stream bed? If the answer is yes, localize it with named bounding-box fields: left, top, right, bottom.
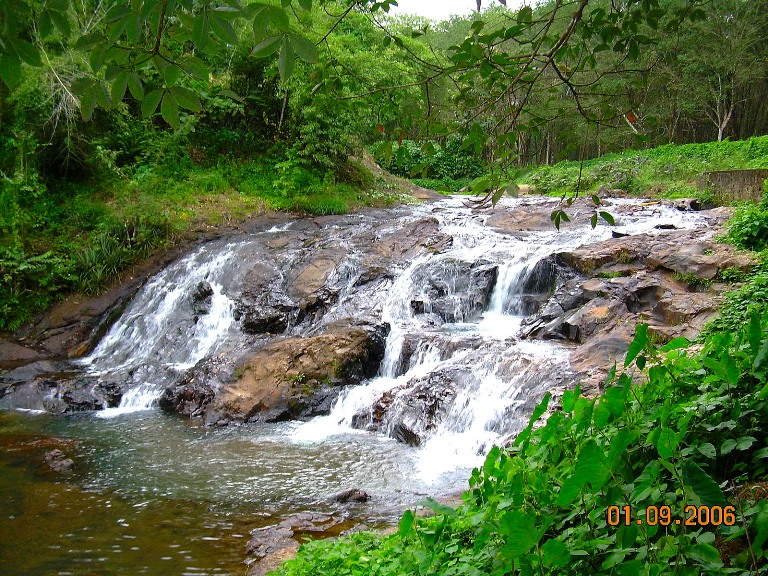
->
left=0, top=194, right=754, bottom=575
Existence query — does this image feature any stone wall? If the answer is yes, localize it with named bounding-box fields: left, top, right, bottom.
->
left=698, top=169, right=768, bottom=203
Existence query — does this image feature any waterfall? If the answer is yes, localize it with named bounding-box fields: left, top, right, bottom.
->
left=84, top=241, right=243, bottom=415
left=79, top=195, right=709, bottom=478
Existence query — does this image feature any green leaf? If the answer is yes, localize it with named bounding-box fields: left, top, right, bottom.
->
left=49, top=10, right=71, bottom=37
left=624, top=324, right=648, bottom=367
left=561, top=385, right=580, bottom=413
left=620, top=559, right=642, bottom=576
left=682, top=461, right=727, bottom=507
left=517, top=6, right=533, bottom=23
left=209, top=15, right=239, bottom=45
left=297, top=0, right=312, bottom=10
left=289, top=34, right=318, bottom=63
left=654, top=428, right=679, bottom=459
left=398, top=509, right=414, bottom=537
left=74, top=33, right=103, bottom=51
left=127, top=73, right=144, bottom=100
left=125, top=13, right=141, bottom=43
left=660, top=337, right=689, bottom=351
left=736, top=436, right=756, bottom=451
left=697, top=443, right=716, bottom=459
left=252, top=35, right=282, bottom=57
left=0, top=53, right=22, bottom=89
left=161, top=92, right=180, bottom=129
left=599, top=211, right=616, bottom=225
left=89, top=45, right=107, bottom=73
left=39, top=11, right=55, bottom=37
left=541, top=538, right=570, bottom=568
left=753, top=338, right=768, bottom=372
left=219, top=89, right=244, bottom=103
left=500, top=511, right=541, bottom=557
left=722, top=353, right=740, bottom=385
left=105, top=4, right=131, bottom=23
left=269, top=6, right=290, bottom=31
left=421, top=497, right=457, bottom=517
left=689, top=543, right=723, bottom=566
left=192, top=15, right=209, bottom=48
left=748, top=313, right=762, bottom=355
left=111, top=71, right=129, bottom=103
left=591, top=213, right=598, bottom=229
left=9, top=38, right=41, bottom=67
left=170, top=86, right=201, bottom=112
left=153, top=56, right=182, bottom=85
left=105, top=19, right=127, bottom=45
left=80, top=84, right=99, bottom=121
left=277, top=36, right=294, bottom=81
left=558, top=439, right=610, bottom=505
left=141, top=89, right=163, bottom=118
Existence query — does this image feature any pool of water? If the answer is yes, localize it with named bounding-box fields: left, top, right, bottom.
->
left=0, top=409, right=467, bottom=575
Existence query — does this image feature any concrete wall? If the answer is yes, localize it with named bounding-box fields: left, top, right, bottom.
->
left=698, top=169, right=768, bottom=203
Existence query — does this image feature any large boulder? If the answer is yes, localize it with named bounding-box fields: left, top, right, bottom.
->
left=523, top=226, right=756, bottom=392
left=205, top=322, right=389, bottom=424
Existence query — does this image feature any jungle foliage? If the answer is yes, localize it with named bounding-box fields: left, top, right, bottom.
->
left=2, top=0, right=768, bottom=328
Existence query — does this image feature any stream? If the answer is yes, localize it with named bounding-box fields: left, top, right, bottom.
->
left=0, top=195, right=710, bottom=575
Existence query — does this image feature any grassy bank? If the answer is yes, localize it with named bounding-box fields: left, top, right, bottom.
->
left=268, top=185, right=768, bottom=576
left=520, top=136, right=768, bottom=200
left=0, top=149, right=413, bottom=332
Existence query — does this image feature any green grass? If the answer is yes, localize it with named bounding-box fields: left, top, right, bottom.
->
left=521, top=136, right=768, bottom=201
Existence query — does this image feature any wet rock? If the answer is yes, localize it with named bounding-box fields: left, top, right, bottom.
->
left=331, top=488, right=371, bottom=503
left=355, top=371, right=457, bottom=446
left=207, top=322, right=389, bottom=424
left=0, top=339, right=43, bottom=370
left=372, top=217, right=453, bottom=259
left=288, top=248, right=345, bottom=313
left=44, top=449, right=74, bottom=473
left=246, top=513, right=347, bottom=576
left=233, top=262, right=297, bottom=335
left=0, top=360, right=117, bottom=412
left=191, top=281, right=214, bottom=316
left=409, top=259, right=498, bottom=323
left=486, top=197, right=602, bottom=234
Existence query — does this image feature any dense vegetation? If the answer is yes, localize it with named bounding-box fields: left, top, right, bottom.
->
left=3, top=0, right=768, bottom=329
left=272, top=205, right=768, bottom=575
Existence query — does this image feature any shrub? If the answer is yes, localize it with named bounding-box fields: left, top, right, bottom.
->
left=726, top=202, right=768, bottom=252
left=73, top=215, right=171, bottom=295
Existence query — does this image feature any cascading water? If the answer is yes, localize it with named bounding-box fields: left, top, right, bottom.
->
left=1, top=195, right=717, bottom=575
left=81, top=241, right=245, bottom=415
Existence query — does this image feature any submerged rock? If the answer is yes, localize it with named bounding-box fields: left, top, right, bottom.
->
left=44, top=449, right=74, bottom=473
left=331, top=488, right=371, bottom=503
